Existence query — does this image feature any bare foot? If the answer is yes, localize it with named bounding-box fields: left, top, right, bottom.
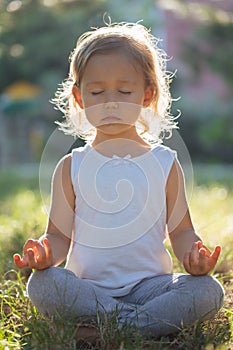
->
left=75, top=325, right=98, bottom=344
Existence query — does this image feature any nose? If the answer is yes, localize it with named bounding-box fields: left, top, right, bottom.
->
left=104, top=101, right=119, bottom=110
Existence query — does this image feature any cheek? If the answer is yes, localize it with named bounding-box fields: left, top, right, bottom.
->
left=85, top=104, right=104, bottom=127
left=83, top=96, right=103, bottom=109
left=119, top=103, right=141, bottom=124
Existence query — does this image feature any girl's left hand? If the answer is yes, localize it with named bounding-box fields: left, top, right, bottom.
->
left=183, top=241, right=221, bottom=276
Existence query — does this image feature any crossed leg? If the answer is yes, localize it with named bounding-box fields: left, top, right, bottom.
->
left=116, top=273, right=225, bottom=337
left=27, top=268, right=224, bottom=338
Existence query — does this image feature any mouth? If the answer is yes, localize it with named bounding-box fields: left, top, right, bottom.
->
left=100, top=116, right=121, bottom=123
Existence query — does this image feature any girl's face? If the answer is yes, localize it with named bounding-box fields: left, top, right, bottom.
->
left=72, top=50, right=154, bottom=135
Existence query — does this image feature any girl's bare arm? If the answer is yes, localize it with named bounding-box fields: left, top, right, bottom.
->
left=14, top=154, right=75, bottom=270
left=166, top=159, right=221, bottom=275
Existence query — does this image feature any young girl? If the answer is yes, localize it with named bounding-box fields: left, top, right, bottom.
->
left=14, top=22, right=224, bottom=338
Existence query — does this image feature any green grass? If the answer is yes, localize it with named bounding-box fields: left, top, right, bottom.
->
left=0, top=165, right=232, bottom=349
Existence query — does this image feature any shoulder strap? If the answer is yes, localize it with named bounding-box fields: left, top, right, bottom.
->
left=151, top=145, right=177, bottom=180
left=71, top=145, right=89, bottom=190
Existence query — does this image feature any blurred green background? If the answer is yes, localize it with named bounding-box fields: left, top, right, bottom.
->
left=0, top=0, right=232, bottom=170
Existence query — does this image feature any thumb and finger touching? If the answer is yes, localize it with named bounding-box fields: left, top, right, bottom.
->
left=183, top=241, right=221, bottom=275
left=13, top=238, right=52, bottom=269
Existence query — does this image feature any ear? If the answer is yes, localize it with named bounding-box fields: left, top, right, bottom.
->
left=143, top=85, right=155, bottom=107
left=72, top=85, right=84, bottom=109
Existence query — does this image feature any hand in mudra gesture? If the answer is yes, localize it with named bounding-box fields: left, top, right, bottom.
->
left=183, top=241, right=221, bottom=276
left=13, top=238, right=53, bottom=270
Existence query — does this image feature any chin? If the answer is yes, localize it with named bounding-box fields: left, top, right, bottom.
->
left=97, top=123, right=133, bottom=135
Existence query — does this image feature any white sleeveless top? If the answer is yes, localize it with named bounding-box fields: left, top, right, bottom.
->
left=65, top=144, right=176, bottom=296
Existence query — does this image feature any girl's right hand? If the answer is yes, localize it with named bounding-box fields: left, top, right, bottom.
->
left=13, top=238, right=53, bottom=270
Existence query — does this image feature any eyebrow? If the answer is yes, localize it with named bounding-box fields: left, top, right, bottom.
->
left=86, top=80, right=137, bottom=87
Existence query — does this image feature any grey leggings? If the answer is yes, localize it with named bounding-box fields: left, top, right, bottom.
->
left=27, top=267, right=224, bottom=337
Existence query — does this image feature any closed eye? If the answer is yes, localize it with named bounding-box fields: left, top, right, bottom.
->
left=119, top=91, right=131, bottom=94
left=91, top=91, right=104, bottom=95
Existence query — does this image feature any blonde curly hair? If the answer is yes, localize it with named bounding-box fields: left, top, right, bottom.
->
left=52, top=22, right=178, bottom=143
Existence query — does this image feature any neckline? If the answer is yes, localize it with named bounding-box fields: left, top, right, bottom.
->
left=85, top=144, right=159, bottom=162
